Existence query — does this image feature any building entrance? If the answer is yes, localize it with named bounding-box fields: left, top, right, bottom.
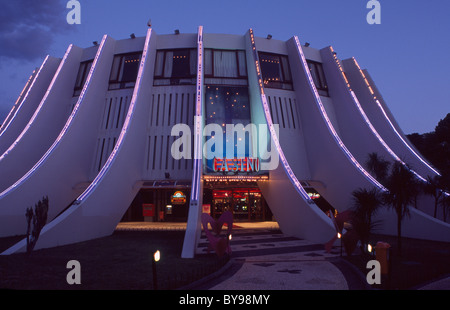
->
left=205, top=187, right=272, bottom=222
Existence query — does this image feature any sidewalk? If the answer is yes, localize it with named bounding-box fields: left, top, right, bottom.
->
left=116, top=221, right=450, bottom=290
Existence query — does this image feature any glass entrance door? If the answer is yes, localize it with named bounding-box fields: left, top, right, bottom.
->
left=211, top=188, right=270, bottom=221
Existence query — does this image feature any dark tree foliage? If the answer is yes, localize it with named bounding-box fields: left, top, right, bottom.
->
left=26, top=196, right=49, bottom=254
left=407, top=113, right=450, bottom=173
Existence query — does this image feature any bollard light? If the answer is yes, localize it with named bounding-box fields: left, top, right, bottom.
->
left=337, top=232, right=342, bottom=256
left=154, top=250, right=160, bottom=262
left=152, top=250, right=160, bottom=290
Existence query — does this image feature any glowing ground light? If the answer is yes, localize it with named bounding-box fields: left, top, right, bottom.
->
left=153, top=250, right=160, bottom=262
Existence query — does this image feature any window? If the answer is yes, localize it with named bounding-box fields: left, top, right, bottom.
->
left=153, top=49, right=196, bottom=86
left=307, top=60, right=329, bottom=97
left=73, top=60, right=93, bottom=96
left=109, top=52, right=142, bottom=90
left=204, top=49, right=247, bottom=86
left=204, top=86, right=251, bottom=164
left=258, top=52, right=292, bottom=90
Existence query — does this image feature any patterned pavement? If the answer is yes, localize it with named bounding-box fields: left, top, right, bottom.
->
left=193, top=226, right=364, bottom=290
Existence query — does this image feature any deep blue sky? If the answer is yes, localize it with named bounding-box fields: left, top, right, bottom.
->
left=0, top=0, right=449, bottom=134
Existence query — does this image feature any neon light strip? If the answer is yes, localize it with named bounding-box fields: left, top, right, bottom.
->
left=0, top=39, right=102, bottom=198
left=190, top=26, right=204, bottom=202
left=76, top=31, right=152, bottom=203
left=249, top=29, right=313, bottom=203
left=352, top=59, right=441, bottom=177
left=329, top=50, right=427, bottom=182
left=0, top=47, right=73, bottom=163
left=294, top=37, right=387, bottom=192
left=0, top=67, right=39, bottom=137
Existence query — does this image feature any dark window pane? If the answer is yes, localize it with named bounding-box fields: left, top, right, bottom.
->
left=74, top=60, right=93, bottom=95
left=121, top=54, right=141, bottom=82
left=281, top=56, right=291, bottom=81
left=260, top=53, right=282, bottom=83
left=109, top=56, right=122, bottom=81
left=204, top=49, right=213, bottom=76
left=171, top=49, right=190, bottom=78
left=307, top=60, right=328, bottom=96
left=259, top=52, right=292, bottom=90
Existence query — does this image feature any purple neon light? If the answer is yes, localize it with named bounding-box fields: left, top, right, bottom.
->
left=0, top=38, right=103, bottom=198
left=0, top=55, right=56, bottom=158
left=336, top=56, right=427, bottom=183
left=190, top=26, right=204, bottom=202
left=293, top=36, right=387, bottom=192
left=0, top=67, right=39, bottom=137
left=76, top=31, right=152, bottom=203
left=249, top=29, right=313, bottom=203
left=377, top=99, right=441, bottom=177
left=351, top=59, right=441, bottom=177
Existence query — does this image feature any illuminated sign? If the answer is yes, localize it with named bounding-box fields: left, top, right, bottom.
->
left=171, top=191, right=186, bottom=205
left=213, top=157, right=260, bottom=173
left=308, top=192, right=320, bottom=200
left=142, top=204, right=155, bottom=217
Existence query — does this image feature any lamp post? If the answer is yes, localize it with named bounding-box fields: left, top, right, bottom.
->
left=152, top=250, right=160, bottom=290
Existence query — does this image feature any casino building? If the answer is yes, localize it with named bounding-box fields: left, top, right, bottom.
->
left=0, top=26, right=449, bottom=257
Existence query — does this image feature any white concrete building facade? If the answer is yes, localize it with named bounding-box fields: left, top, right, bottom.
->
left=0, top=26, right=449, bottom=256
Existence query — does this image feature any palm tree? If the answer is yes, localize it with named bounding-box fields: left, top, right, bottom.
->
left=442, top=194, right=450, bottom=222
left=422, top=175, right=444, bottom=218
left=366, top=152, right=390, bottom=185
left=383, top=161, right=419, bottom=255
left=351, top=187, right=383, bottom=252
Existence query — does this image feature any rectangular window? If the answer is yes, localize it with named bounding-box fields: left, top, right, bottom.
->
left=204, top=85, right=251, bottom=173
left=307, top=60, right=329, bottom=97
left=153, top=48, right=196, bottom=86
left=73, top=60, right=93, bottom=96
left=258, top=52, right=293, bottom=90
left=204, top=49, right=248, bottom=86
left=109, top=52, right=142, bottom=90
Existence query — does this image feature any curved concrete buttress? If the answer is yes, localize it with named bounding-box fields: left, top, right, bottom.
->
left=374, top=207, right=450, bottom=243
left=0, top=58, right=59, bottom=150
left=321, top=49, right=446, bottom=221
left=1, top=28, right=156, bottom=254
left=319, top=47, right=403, bottom=173
left=342, top=58, right=440, bottom=179
left=0, top=36, right=115, bottom=238
left=258, top=164, right=337, bottom=244
left=247, top=29, right=336, bottom=243
left=286, top=37, right=385, bottom=213
left=182, top=26, right=205, bottom=258
left=0, top=46, right=82, bottom=193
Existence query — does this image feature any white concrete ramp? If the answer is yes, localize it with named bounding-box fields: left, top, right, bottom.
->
left=0, top=57, right=59, bottom=155
left=0, top=36, right=114, bottom=238
left=1, top=28, right=156, bottom=254
left=342, top=58, right=440, bottom=179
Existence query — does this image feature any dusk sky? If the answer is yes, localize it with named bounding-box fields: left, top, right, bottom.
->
left=0, top=0, right=449, bottom=134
